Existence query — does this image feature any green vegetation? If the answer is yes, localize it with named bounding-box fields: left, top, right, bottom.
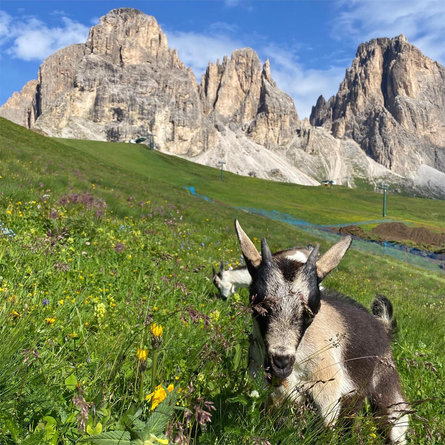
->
left=1, top=117, right=444, bottom=444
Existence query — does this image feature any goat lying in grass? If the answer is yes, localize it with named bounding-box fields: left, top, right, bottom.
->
left=212, top=246, right=312, bottom=299
left=235, top=220, right=409, bottom=444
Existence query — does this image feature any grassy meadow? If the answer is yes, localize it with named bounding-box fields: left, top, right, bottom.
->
left=0, top=117, right=444, bottom=444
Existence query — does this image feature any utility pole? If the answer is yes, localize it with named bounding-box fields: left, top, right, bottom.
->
left=379, top=184, right=389, bottom=217
left=217, top=161, right=226, bottom=181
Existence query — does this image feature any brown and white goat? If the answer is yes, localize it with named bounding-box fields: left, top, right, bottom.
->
left=235, top=220, right=409, bottom=444
left=212, top=247, right=313, bottom=299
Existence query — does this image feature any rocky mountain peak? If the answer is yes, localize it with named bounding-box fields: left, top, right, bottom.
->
left=85, top=7, right=182, bottom=68
left=310, top=34, right=445, bottom=176
left=199, top=47, right=299, bottom=146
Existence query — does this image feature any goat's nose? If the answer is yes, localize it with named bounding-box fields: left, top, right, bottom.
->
left=272, top=354, right=291, bottom=370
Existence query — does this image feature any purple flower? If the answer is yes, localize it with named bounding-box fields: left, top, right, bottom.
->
left=201, top=242, right=205, bottom=248
left=42, top=298, right=50, bottom=306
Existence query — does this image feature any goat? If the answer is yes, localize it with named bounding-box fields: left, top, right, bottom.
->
left=235, top=220, right=409, bottom=444
left=212, top=247, right=312, bottom=299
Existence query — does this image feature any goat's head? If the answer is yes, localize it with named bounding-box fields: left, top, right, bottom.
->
left=235, top=220, right=352, bottom=380
left=212, top=262, right=233, bottom=299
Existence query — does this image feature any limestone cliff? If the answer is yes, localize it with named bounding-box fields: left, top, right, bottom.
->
left=310, top=35, right=445, bottom=178
left=200, top=51, right=299, bottom=147
left=0, top=79, right=39, bottom=128
left=0, top=8, right=295, bottom=158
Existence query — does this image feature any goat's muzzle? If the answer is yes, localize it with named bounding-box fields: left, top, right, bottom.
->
left=270, top=354, right=295, bottom=379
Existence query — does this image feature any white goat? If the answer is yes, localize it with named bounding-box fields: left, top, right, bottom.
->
left=212, top=246, right=312, bottom=299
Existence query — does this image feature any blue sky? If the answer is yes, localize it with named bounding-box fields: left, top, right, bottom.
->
left=1, top=0, right=444, bottom=118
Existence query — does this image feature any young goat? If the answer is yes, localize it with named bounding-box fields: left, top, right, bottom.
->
left=235, top=220, right=409, bottom=444
left=212, top=247, right=312, bottom=299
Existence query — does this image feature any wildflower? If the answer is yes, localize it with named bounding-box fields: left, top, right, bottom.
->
left=167, top=383, right=174, bottom=392
left=136, top=347, right=149, bottom=362
left=151, top=323, right=163, bottom=338
left=209, top=310, right=220, bottom=323
left=42, top=298, right=49, bottom=306
left=94, top=302, right=106, bottom=320
left=12, top=310, right=21, bottom=319
left=146, top=384, right=167, bottom=411
left=147, top=434, right=168, bottom=445
left=250, top=390, right=260, bottom=398
left=46, top=317, right=56, bottom=325
left=68, top=333, right=78, bottom=338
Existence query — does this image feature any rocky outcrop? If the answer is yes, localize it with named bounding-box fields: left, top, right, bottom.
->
left=200, top=51, right=299, bottom=147
left=32, top=8, right=215, bottom=155
left=0, top=8, right=296, bottom=158
left=0, top=79, right=39, bottom=128
left=310, top=35, right=445, bottom=177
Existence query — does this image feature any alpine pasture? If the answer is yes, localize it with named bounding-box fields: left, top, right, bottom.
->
left=1, top=118, right=444, bottom=444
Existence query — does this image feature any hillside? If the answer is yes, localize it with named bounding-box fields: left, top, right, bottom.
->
left=1, top=118, right=444, bottom=443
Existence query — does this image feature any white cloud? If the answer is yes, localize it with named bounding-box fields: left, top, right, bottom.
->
left=166, top=29, right=244, bottom=78
left=166, top=29, right=346, bottom=119
left=0, top=10, right=89, bottom=61
left=332, top=0, right=445, bottom=64
left=261, top=44, right=345, bottom=119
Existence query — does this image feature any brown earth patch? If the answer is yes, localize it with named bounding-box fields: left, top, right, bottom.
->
left=338, top=222, right=445, bottom=253
left=338, top=225, right=370, bottom=239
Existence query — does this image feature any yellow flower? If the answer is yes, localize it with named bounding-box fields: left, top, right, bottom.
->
left=210, top=310, right=220, bottom=322
left=46, top=317, right=56, bottom=325
left=151, top=323, right=163, bottom=338
left=145, top=384, right=167, bottom=411
left=147, top=434, right=168, bottom=445
left=136, top=347, right=149, bottom=362
left=167, top=383, right=174, bottom=392
left=11, top=310, right=21, bottom=319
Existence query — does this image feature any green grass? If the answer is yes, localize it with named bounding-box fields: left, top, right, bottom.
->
left=0, top=117, right=444, bottom=444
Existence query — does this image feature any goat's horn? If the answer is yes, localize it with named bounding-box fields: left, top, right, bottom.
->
left=308, top=244, right=320, bottom=264
left=219, top=261, right=224, bottom=273
left=261, top=238, right=273, bottom=264
left=234, top=220, right=261, bottom=268
left=304, top=244, right=320, bottom=273
left=212, top=266, right=216, bottom=276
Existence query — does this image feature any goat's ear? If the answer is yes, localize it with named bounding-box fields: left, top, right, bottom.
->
left=234, top=220, right=261, bottom=274
left=316, top=236, right=352, bottom=280
left=219, top=261, right=224, bottom=274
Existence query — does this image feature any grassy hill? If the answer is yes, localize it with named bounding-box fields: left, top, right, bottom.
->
left=1, top=117, right=444, bottom=444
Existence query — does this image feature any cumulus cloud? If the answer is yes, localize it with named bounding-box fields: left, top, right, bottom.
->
left=332, top=0, right=445, bottom=64
left=0, top=10, right=89, bottom=61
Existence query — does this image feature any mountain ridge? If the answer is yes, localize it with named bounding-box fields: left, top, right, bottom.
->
left=1, top=8, right=444, bottom=197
